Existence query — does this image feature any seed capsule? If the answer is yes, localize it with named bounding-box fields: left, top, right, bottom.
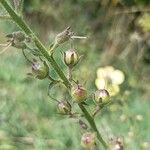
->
left=32, top=61, right=49, bottom=79
left=94, top=89, right=110, bottom=104
left=57, top=100, right=71, bottom=115
left=64, top=49, right=79, bottom=67
left=71, top=84, right=87, bottom=103
left=6, top=31, right=26, bottom=42
left=55, top=27, right=73, bottom=44
left=81, top=132, right=96, bottom=148
left=11, top=41, right=27, bottom=49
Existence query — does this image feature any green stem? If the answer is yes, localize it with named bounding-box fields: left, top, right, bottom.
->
left=0, top=0, right=70, bottom=89
left=79, top=104, right=108, bottom=148
left=0, top=0, right=108, bottom=148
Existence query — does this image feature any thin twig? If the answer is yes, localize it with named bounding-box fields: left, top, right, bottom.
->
left=22, top=49, right=33, bottom=63
left=71, top=35, right=87, bottom=39
left=0, top=14, right=11, bottom=19
left=0, top=42, right=11, bottom=54
left=114, top=8, right=150, bottom=15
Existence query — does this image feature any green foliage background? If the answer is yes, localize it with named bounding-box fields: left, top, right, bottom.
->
left=0, top=0, right=150, bottom=149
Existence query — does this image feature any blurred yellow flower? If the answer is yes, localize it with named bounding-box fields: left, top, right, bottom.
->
left=136, top=115, right=143, bottom=121
left=108, top=84, right=120, bottom=96
left=111, top=70, right=125, bottom=85
left=95, top=66, right=125, bottom=96
left=95, top=78, right=106, bottom=89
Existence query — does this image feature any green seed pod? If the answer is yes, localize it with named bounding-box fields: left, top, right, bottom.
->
left=57, top=100, right=71, bottom=115
left=71, top=84, right=87, bottom=103
left=94, top=89, right=110, bottom=104
left=32, top=61, right=49, bottom=79
left=81, top=132, right=96, bottom=148
left=64, top=49, right=79, bottom=67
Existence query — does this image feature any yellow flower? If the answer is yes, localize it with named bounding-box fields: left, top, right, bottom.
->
left=95, top=78, right=106, bottom=89
left=96, top=66, right=114, bottom=80
left=95, top=66, right=125, bottom=96
left=107, top=84, right=120, bottom=96
left=110, top=69, right=125, bottom=85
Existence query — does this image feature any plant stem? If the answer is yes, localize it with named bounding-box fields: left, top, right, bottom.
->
left=0, top=0, right=108, bottom=148
left=68, top=66, right=72, bottom=81
left=0, top=0, right=70, bottom=89
left=79, top=104, right=108, bottom=148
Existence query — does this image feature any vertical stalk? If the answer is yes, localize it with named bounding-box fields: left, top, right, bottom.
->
left=0, top=0, right=108, bottom=148
left=68, top=66, right=73, bottom=81
left=79, top=104, right=108, bottom=148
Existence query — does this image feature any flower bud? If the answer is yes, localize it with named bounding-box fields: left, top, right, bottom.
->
left=71, top=84, right=87, bottom=103
left=81, top=132, right=96, bottom=148
left=32, top=61, right=49, bottom=79
left=64, top=49, right=79, bottom=67
left=94, top=89, right=110, bottom=104
left=57, top=100, right=71, bottom=115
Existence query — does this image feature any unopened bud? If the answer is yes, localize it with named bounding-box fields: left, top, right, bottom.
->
left=81, top=132, right=96, bottom=148
left=94, top=89, right=110, bottom=104
left=64, top=49, right=79, bottom=67
left=57, top=100, right=71, bottom=115
left=32, top=61, right=49, bottom=79
left=71, top=84, right=87, bottom=103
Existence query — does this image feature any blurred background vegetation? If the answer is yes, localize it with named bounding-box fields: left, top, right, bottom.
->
left=0, top=0, right=150, bottom=149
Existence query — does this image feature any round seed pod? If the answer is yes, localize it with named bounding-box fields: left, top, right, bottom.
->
left=94, top=89, right=110, bottom=104
left=64, top=49, right=79, bottom=67
left=81, top=132, right=96, bottom=148
left=32, top=61, right=49, bottom=79
left=57, top=100, right=71, bottom=115
left=71, top=84, right=87, bottom=103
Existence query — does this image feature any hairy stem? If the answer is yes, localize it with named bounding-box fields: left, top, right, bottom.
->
left=0, top=0, right=108, bottom=148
